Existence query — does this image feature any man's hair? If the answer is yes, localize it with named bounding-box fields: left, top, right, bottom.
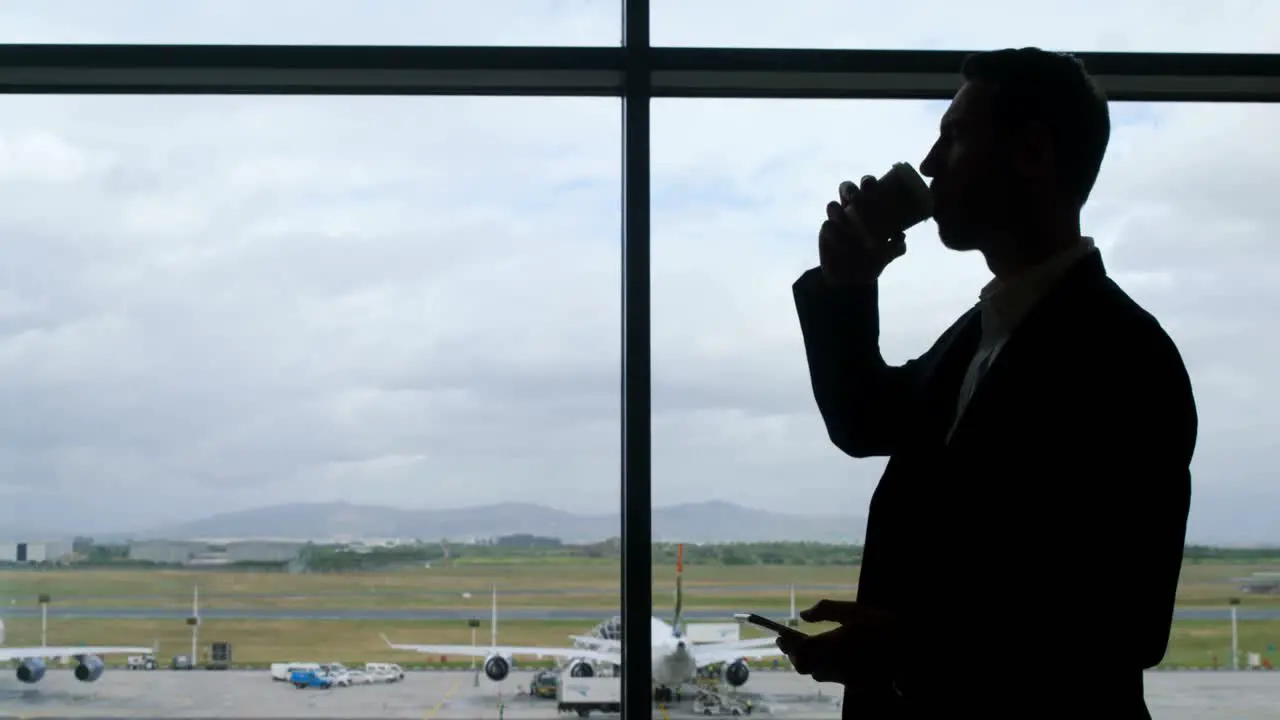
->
left=961, top=47, right=1111, bottom=209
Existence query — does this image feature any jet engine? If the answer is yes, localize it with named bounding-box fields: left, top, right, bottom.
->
left=16, top=658, right=46, bottom=684
left=75, top=655, right=105, bottom=683
left=722, top=659, right=750, bottom=687
left=484, top=654, right=511, bottom=681
left=566, top=659, right=595, bottom=677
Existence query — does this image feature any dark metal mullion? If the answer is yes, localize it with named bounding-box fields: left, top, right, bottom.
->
left=650, top=70, right=1280, bottom=103
left=648, top=47, right=1280, bottom=75
left=2, top=45, right=1279, bottom=102
left=620, top=0, right=652, bottom=719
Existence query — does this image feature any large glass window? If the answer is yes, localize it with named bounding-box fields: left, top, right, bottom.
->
left=0, top=0, right=620, bottom=46
left=650, top=99, right=1280, bottom=716
left=652, top=0, right=1274, bottom=52
left=0, top=95, right=622, bottom=714
left=1, top=4, right=1278, bottom=714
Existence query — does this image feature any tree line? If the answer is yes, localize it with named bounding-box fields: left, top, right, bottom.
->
left=291, top=538, right=865, bottom=571
left=21, top=537, right=1280, bottom=572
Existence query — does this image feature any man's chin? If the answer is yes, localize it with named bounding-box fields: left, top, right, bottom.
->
left=937, top=226, right=981, bottom=252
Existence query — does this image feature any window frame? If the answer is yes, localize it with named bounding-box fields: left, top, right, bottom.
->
left=2, top=0, right=1278, bottom=715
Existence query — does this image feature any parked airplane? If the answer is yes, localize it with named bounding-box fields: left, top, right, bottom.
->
left=382, top=545, right=791, bottom=702
left=0, top=618, right=152, bottom=684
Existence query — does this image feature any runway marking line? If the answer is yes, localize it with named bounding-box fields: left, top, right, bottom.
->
left=423, top=676, right=463, bottom=720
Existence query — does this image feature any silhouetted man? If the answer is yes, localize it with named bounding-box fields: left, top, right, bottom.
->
left=782, top=48, right=1197, bottom=719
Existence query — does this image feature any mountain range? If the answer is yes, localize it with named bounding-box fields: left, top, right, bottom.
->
left=82, top=500, right=866, bottom=544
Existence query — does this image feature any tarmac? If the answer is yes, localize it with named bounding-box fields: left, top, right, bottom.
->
left=0, top=669, right=845, bottom=719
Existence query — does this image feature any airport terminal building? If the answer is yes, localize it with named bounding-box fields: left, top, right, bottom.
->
left=0, top=540, right=74, bottom=564
left=129, top=539, right=307, bottom=566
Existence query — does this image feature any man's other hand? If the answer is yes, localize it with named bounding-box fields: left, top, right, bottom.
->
left=800, top=599, right=891, bottom=627
left=777, top=600, right=897, bottom=685
left=776, top=624, right=852, bottom=684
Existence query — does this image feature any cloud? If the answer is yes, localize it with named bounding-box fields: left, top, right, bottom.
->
left=652, top=0, right=1277, bottom=53
left=0, top=2, right=1277, bottom=542
left=0, top=0, right=620, bottom=45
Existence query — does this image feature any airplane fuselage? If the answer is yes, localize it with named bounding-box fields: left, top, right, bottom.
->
left=651, top=638, right=697, bottom=688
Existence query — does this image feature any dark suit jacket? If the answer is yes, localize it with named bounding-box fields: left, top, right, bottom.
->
left=792, top=252, right=1197, bottom=719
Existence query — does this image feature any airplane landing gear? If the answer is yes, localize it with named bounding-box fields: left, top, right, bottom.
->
left=653, top=686, right=682, bottom=704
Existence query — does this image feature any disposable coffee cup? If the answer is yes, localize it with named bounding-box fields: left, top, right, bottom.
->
left=879, top=162, right=933, bottom=231
left=841, top=162, right=933, bottom=240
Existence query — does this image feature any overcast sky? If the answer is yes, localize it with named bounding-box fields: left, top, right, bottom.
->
left=0, top=1, right=1277, bottom=543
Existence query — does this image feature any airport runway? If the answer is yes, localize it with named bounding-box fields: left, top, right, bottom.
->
left=2, top=606, right=1276, bottom=621
left=0, top=669, right=844, bottom=719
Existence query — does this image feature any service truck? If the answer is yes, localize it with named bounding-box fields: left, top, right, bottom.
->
left=684, top=622, right=740, bottom=645
left=271, top=662, right=321, bottom=681
left=530, top=668, right=559, bottom=698
left=127, top=654, right=158, bottom=670
left=289, top=668, right=334, bottom=689
left=557, top=676, right=620, bottom=717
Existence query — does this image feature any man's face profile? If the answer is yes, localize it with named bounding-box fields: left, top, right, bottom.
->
left=922, top=80, right=1008, bottom=253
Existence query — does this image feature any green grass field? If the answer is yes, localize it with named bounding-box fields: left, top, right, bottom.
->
left=1166, top=620, right=1280, bottom=668
left=0, top=562, right=856, bottom=596
left=0, top=563, right=857, bottom=611
left=1, top=561, right=1276, bottom=668
left=0, top=561, right=1268, bottom=608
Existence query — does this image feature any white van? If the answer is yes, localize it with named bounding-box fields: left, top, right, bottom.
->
left=364, top=662, right=405, bottom=683
left=270, top=662, right=321, bottom=682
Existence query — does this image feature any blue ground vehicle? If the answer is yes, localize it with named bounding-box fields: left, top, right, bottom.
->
left=290, top=668, right=333, bottom=689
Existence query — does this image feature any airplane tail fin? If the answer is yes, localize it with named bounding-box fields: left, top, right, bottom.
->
left=672, top=544, right=684, bottom=636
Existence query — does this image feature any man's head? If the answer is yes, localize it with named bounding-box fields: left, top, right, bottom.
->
left=920, top=47, right=1111, bottom=255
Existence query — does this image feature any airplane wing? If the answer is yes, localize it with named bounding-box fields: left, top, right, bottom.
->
left=382, top=637, right=619, bottom=665
left=568, top=633, right=776, bottom=654
left=693, top=643, right=790, bottom=668
left=711, top=637, right=783, bottom=650
left=567, top=637, right=779, bottom=656
left=0, top=645, right=153, bottom=662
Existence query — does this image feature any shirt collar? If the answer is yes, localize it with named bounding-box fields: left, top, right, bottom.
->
left=977, top=236, right=1097, bottom=337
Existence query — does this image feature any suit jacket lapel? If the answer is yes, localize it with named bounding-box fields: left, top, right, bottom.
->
left=903, top=308, right=983, bottom=445
left=946, top=252, right=1109, bottom=448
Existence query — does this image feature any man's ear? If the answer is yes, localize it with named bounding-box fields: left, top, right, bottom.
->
left=1012, top=121, right=1054, bottom=182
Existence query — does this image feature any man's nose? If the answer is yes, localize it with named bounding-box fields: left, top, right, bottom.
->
left=920, top=155, right=936, bottom=178
left=920, top=145, right=942, bottom=178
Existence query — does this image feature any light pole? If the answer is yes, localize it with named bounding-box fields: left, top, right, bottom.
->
left=37, top=594, right=50, bottom=647
left=1230, top=597, right=1241, bottom=671
left=468, top=618, right=481, bottom=687
left=186, top=585, right=201, bottom=667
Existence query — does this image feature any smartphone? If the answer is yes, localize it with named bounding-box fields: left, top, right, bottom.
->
left=733, top=613, right=807, bottom=638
